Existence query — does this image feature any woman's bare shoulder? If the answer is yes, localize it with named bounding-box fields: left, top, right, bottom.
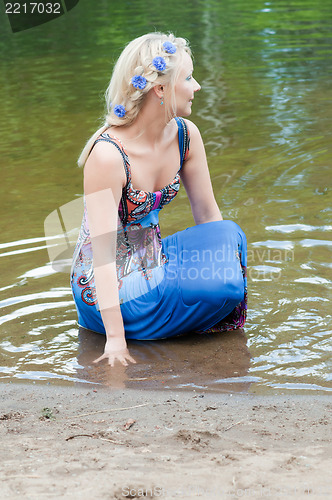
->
left=84, top=138, right=127, bottom=193
left=183, top=118, right=201, bottom=138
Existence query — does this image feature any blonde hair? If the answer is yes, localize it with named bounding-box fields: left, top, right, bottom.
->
left=78, top=32, right=191, bottom=167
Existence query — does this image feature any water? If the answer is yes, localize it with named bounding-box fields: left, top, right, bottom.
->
left=0, top=0, right=331, bottom=393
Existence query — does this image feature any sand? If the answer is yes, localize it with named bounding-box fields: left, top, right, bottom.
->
left=0, top=383, right=331, bottom=500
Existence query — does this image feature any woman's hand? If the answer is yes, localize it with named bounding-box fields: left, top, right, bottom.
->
left=93, top=337, right=136, bottom=367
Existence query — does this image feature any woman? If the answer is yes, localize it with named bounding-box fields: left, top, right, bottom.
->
left=70, top=32, right=247, bottom=367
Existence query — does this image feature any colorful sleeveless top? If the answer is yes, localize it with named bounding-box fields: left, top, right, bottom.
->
left=71, top=117, right=190, bottom=295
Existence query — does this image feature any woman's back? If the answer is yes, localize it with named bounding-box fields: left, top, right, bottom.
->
left=70, top=32, right=247, bottom=367
left=71, top=117, right=190, bottom=289
left=104, top=118, right=182, bottom=194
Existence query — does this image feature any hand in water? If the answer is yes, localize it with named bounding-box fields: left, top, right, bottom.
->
left=93, top=337, right=136, bottom=367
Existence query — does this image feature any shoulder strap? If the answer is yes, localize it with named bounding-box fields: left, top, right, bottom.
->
left=175, top=117, right=190, bottom=168
left=90, top=133, right=131, bottom=186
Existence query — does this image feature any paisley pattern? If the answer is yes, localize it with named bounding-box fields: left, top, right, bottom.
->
left=70, top=117, right=248, bottom=337
left=116, top=222, right=168, bottom=283
left=96, top=133, right=183, bottom=226
left=70, top=117, right=189, bottom=308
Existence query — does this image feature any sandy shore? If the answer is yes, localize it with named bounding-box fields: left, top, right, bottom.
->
left=0, top=383, right=331, bottom=499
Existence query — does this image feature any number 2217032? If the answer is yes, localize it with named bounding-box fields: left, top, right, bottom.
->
left=5, top=3, right=62, bottom=14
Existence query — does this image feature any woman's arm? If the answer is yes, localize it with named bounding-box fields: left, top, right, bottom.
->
left=83, top=141, right=136, bottom=367
left=180, top=119, right=223, bottom=225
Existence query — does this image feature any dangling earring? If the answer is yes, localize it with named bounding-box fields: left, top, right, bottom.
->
left=160, top=96, right=164, bottom=105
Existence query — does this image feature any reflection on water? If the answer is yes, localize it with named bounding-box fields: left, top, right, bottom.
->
left=0, top=0, right=331, bottom=393
left=76, top=328, right=252, bottom=393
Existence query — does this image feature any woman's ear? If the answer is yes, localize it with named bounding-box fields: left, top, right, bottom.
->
left=153, top=84, right=164, bottom=99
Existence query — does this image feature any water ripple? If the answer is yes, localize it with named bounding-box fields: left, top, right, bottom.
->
left=0, top=0, right=331, bottom=393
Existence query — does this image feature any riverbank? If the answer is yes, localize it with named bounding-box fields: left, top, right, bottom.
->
left=0, top=383, right=331, bottom=499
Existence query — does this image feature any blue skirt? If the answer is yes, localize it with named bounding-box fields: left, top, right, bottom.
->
left=71, top=220, right=247, bottom=339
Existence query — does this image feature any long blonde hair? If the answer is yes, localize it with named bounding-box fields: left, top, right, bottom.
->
left=77, top=32, right=191, bottom=167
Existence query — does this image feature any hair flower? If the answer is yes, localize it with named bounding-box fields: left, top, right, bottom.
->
left=114, top=104, right=126, bottom=118
left=163, top=41, right=176, bottom=54
left=152, top=56, right=166, bottom=72
left=131, top=75, right=147, bottom=90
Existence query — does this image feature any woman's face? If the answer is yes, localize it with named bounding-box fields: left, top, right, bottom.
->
left=173, top=52, right=201, bottom=117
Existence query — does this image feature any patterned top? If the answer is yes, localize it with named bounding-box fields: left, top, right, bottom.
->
left=92, top=132, right=188, bottom=226
left=71, top=117, right=190, bottom=292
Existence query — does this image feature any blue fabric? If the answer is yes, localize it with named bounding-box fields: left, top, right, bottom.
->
left=71, top=220, right=247, bottom=339
left=119, top=220, right=246, bottom=339
left=70, top=119, right=247, bottom=339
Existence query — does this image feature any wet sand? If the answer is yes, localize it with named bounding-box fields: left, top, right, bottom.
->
left=0, top=383, right=331, bottom=499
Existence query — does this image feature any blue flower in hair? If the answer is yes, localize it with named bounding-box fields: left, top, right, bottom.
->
left=114, top=105, right=126, bottom=118
left=131, top=75, right=147, bottom=90
left=163, top=41, right=176, bottom=54
left=152, top=56, right=166, bottom=72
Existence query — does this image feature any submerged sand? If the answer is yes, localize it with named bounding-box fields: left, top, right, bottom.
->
left=0, top=383, right=331, bottom=499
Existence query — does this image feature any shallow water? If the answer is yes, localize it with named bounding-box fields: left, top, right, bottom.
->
left=0, top=0, right=331, bottom=394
